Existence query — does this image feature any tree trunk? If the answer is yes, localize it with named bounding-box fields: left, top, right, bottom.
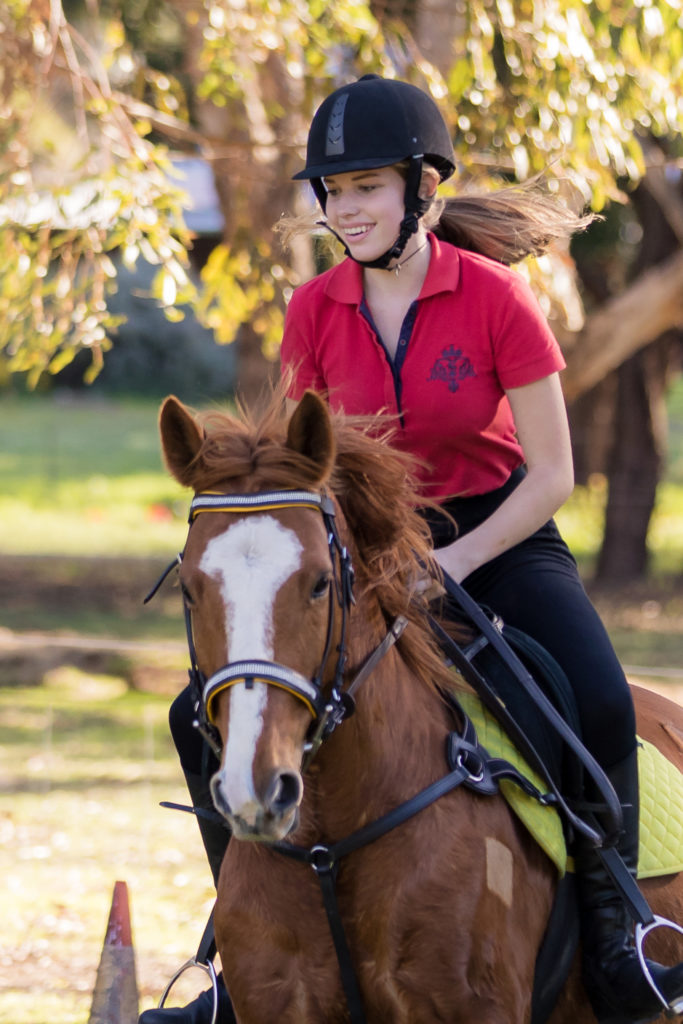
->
left=596, top=351, right=662, bottom=581
left=593, top=167, right=683, bottom=583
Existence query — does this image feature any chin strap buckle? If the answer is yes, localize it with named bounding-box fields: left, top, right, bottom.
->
left=635, top=915, right=683, bottom=1016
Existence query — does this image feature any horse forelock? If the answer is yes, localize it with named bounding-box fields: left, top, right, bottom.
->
left=187, top=393, right=460, bottom=697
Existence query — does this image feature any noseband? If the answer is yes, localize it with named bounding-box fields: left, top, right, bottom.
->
left=180, top=489, right=356, bottom=762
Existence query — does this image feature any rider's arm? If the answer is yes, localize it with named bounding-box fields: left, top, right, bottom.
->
left=431, top=372, right=574, bottom=584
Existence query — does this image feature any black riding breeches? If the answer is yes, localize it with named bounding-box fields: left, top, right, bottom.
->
left=424, top=471, right=636, bottom=769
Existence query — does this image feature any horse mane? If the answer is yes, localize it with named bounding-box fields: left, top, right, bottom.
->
left=189, top=391, right=463, bottom=696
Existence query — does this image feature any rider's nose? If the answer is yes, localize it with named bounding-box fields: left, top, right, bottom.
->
left=336, top=193, right=360, bottom=217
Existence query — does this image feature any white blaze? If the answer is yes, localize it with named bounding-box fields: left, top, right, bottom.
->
left=199, top=515, right=303, bottom=818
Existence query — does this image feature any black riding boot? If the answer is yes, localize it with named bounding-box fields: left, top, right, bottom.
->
left=578, top=749, right=683, bottom=1023
left=180, top=767, right=232, bottom=887
left=139, top=769, right=235, bottom=1024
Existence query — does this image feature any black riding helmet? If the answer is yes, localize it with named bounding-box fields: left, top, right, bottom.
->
left=293, top=74, right=455, bottom=270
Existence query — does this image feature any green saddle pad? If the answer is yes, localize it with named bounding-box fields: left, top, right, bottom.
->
left=457, top=692, right=683, bottom=879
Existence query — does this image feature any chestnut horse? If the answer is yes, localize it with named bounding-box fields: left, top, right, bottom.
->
left=159, top=389, right=683, bottom=1024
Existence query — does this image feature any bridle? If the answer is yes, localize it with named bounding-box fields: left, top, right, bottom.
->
left=147, top=487, right=405, bottom=767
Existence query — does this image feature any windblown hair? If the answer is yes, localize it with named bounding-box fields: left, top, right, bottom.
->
left=428, top=179, right=593, bottom=264
left=278, top=173, right=593, bottom=266
left=188, top=392, right=461, bottom=696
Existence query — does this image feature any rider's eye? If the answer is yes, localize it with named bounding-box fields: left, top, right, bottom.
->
left=311, top=573, right=331, bottom=600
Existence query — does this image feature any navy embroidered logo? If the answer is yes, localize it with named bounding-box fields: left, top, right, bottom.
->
left=428, top=346, right=476, bottom=393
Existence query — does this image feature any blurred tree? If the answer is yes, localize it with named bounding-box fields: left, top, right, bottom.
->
left=1, top=0, right=682, bottom=578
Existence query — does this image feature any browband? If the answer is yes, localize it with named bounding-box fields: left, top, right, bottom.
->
left=189, top=490, right=329, bottom=521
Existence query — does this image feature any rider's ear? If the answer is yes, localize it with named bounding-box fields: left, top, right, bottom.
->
left=159, top=395, right=205, bottom=486
left=286, top=390, right=336, bottom=484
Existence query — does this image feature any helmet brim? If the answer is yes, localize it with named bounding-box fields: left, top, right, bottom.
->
left=292, top=155, right=410, bottom=181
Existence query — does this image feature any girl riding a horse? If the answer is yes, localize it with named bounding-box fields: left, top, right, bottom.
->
left=141, top=76, right=683, bottom=1024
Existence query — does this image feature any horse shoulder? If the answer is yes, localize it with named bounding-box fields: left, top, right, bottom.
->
left=631, top=683, right=683, bottom=770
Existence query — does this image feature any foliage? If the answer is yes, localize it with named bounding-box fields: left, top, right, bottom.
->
left=0, top=0, right=195, bottom=386
left=1, top=0, right=682, bottom=382
left=446, top=0, right=683, bottom=209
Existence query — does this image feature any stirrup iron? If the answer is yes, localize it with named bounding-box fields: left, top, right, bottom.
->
left=636, top=915, right=683, bottom=1017
left=156, top=957, right=218, bottom=1024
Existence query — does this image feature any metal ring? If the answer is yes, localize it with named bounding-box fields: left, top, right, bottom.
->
left=157, top=956, right=219, bottom=1024
left=456, top=750, right=485, bottom=784
left=310, top=843, right=335, bottom=874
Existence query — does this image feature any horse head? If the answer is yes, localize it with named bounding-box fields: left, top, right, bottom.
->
left=160, top=390, right=454, bottom=846
left=160, top=391, right=348, bottom=841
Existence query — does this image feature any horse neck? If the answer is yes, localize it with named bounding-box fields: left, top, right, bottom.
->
left=305, top=615, right=452, bottom=837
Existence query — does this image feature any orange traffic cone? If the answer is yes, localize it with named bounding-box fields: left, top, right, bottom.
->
left=89, top=880, right=139, bottom=1024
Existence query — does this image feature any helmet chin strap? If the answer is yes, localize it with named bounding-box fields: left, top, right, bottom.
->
left=316, top=211, right=422, bottom=271
left=314, top=156, right=431, bottom=272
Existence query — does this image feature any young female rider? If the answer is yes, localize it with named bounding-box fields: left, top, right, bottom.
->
left=279, top=74, right=683, bottom=1024
left=141, top=75, right=683, bottom=1024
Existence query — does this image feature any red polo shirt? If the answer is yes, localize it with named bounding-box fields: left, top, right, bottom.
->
left=281, top=234, right=565, bottom=501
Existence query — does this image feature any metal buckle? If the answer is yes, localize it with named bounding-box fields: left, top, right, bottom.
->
left=157, top=956, right=218, bottom=1024
left=455, top=749, right=485, bottom=784
left=635, top=915, right=683, bottom=1016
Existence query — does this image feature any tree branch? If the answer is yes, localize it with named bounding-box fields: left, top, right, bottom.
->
left=562, top=249, right=683, bottom=402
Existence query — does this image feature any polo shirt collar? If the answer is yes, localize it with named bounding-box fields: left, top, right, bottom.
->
left=324, top=232, right=461, bottom=305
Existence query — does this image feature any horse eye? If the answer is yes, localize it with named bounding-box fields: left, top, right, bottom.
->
left=180, top=581, right=195, bottom=607
left=311, top=573, right=332, bottom=600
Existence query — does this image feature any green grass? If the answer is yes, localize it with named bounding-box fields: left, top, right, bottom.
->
left=3, top=385, right=683, bottom=566
left=0, top=395, right=189, bottom=557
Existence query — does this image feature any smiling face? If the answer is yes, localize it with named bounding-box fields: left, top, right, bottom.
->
left=323, top=165, right=409, bottom=262
left=322, top=163, right=440, bottom=266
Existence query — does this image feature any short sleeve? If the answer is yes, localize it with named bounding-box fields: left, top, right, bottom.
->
left=280, top=287, right=326, bottom=400
left=492, top=272, right=566, bottom=389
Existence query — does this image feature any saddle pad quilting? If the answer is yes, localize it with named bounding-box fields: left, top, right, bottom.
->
left=638, top=737, right=683, bottom=879
left=456, top=692, right=683, bottom=880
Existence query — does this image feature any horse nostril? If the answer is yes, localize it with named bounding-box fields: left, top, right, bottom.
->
left=210, top=773, right=232, bottom=819
left=267, top=771, right=303, bottom=816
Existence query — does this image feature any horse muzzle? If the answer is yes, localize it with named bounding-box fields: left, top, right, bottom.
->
left=210, top=765, right=303, bottom=841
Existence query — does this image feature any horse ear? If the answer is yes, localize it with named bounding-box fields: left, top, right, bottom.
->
left=159, top=395, right=205, bottom=486
left=286, top=391, right=336, bottom=482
